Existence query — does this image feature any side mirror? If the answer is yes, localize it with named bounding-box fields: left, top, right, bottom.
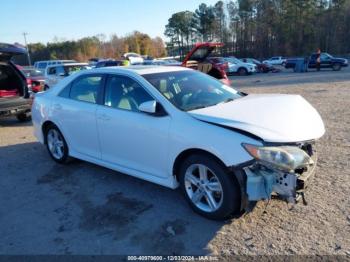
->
left=138, top=100, right=157, bottom=114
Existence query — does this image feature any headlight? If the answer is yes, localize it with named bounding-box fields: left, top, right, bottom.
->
left=242, top=144, right=313, bottom=172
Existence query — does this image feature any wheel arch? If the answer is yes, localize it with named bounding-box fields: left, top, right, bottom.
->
left=41, top=120, right=58, bottom=144
left=172, top=148, right=227, bottom=182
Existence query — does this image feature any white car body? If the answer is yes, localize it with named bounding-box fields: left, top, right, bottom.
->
left=223, top=57, right=257, bottom=74
left=44, top=63, right=89, bottom=89
left=32, top=66, right=325, bottom=218
left=34, top=60, right=76, bottom=72
left=263, top=56, right=287, bottom=65
left=123, top=53, right=144, bottom=65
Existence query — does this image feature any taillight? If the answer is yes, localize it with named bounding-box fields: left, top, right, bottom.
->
left=26, top=79, right=32, bottom=91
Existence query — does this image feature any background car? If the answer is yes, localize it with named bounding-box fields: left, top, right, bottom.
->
left=241, top=58, right=278, bottom=73
left=285, top=53, right=348, bottom=71
left=223, top=57, right=257, bottom=76
left=95, top=59, right=123, bottom=68
left=20, top=68, right=45, bottom=93
left=123, top=53, right=144, bottom=65
left=44, top=63, right=89, bottom=90
left=34, top=60, right=76, bottom=72
left=182, top=42, right=230, bottom=84
left=0, top=43, right=31, bottom=121
left=263, top=56, right=287, bottom=66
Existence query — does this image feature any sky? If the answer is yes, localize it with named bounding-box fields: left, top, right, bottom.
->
left=0, top=0, right=219, bottom=45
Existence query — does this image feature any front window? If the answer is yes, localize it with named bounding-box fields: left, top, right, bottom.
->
left=142, top=70, right=242, bottom=111
left=104, top=75, right=153, bottom=112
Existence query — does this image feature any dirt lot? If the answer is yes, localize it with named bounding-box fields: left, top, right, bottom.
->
left=0, top=68, right=349, bottom=257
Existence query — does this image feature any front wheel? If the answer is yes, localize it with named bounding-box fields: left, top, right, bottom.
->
left=332, top=63, right=341, bottom=71
left=179, top=154, right=241, bottom=220
left=238, top=68, right=248, bottom=76
left=45, top=125, right=69, bottom=164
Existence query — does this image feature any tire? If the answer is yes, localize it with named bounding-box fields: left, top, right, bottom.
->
left=16, top=112, right=31, bottom=122
left=282, top=62, right=286, bottom=67
left=45, top=124, right=69, bottom=164
left=238, top=68, right=248, bottom=76
left=332, top=63, right=341, bottom=71
left=179, top=154, right=241, bottom=220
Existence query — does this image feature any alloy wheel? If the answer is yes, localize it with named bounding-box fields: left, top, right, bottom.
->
left=184, top=164, right=224, bottom=213
left=47, top=129, right=65, bottom=160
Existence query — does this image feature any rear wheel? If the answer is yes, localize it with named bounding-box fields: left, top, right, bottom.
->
left=45, top=125, right=69, bottom=164
left=179, top=154, right=241, bottom=220
left=238, top=68, right=248, bottom=76
left=332, top=63, right=341, bottom=71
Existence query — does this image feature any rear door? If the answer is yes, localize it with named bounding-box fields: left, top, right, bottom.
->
left=51, top=74, right=104, bottom=159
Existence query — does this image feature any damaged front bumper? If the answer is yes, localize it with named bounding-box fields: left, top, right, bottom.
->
left=234, top=142, right=317, bottom=210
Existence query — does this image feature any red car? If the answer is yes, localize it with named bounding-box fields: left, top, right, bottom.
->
left=20, top=67, right=45, bottom=93
left=182, top=43, right=230, bottom=85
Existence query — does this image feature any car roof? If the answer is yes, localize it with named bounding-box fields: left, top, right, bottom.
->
left=46, top=63, right=88, bottom=68
left=90, top=65, right=189, bottom=75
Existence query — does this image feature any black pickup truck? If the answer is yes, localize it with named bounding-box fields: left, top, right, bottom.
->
left=0, top=43, right=31, bottom=121
left=285, top=53, right=348, bottom=71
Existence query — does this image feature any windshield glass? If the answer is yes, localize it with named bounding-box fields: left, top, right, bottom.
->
left=22, top=69, right=43, bottom=77
left=142, top=70, right=242, bottom=111
left=225, top=57, right=241, bottom=64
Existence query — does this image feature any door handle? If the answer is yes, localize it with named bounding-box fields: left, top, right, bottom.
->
left=97, top=113, right=111, bottom=121
left=53, top=104, right=62, bottom=110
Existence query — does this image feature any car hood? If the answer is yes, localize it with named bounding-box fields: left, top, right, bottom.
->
left=189, top=94, right=325, bottom=143
left=0, top=43, right=27, bottom=62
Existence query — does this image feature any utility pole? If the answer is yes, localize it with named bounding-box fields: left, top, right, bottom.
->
left=22, top=32, right=32, bottom=66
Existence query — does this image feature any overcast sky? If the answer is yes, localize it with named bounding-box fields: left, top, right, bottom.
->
left=0, top=0, right=219, bottom=45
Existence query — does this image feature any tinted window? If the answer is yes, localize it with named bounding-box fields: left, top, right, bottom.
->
left=70, top=75, right=102, bottom=104
left=104, top=75, right=153, bottom=112
left=48, top=67, right=57, bottom=75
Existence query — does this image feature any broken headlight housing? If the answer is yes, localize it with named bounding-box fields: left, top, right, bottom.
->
left=242, top=143, right=313, bottom=172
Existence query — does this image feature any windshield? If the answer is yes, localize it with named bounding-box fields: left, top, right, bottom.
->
left=142, top=70, right=242, bottom=111
left=22, top=69, right=43, bottom=77
left=225, top=57, right=241, bottom=64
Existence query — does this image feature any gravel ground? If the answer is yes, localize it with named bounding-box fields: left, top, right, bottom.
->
left=0, top=69, right=349, bottom=257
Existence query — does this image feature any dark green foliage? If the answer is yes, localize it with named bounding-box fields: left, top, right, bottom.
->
left=165, top=0, right=350, bottom=58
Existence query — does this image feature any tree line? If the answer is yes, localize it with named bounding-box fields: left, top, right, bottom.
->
left=165, top=0, right=350, bottom=59
left=23, top=31, right=167, bottom=64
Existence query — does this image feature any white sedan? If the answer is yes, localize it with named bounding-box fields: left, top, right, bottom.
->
left=222, top=57, right=257, bottom=75
left=32, top=66, right=325, bottom=220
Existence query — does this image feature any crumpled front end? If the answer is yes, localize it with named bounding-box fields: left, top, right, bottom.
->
left=242, top=141, right=317, bottom=205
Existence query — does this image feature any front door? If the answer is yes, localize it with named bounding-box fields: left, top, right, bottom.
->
left=96, top=74, right=171, bottom=178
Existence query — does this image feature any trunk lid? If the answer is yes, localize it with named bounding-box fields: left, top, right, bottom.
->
left=0, top=43, right=27, bottom=62
left=182, top=42, right=224, bottom=65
